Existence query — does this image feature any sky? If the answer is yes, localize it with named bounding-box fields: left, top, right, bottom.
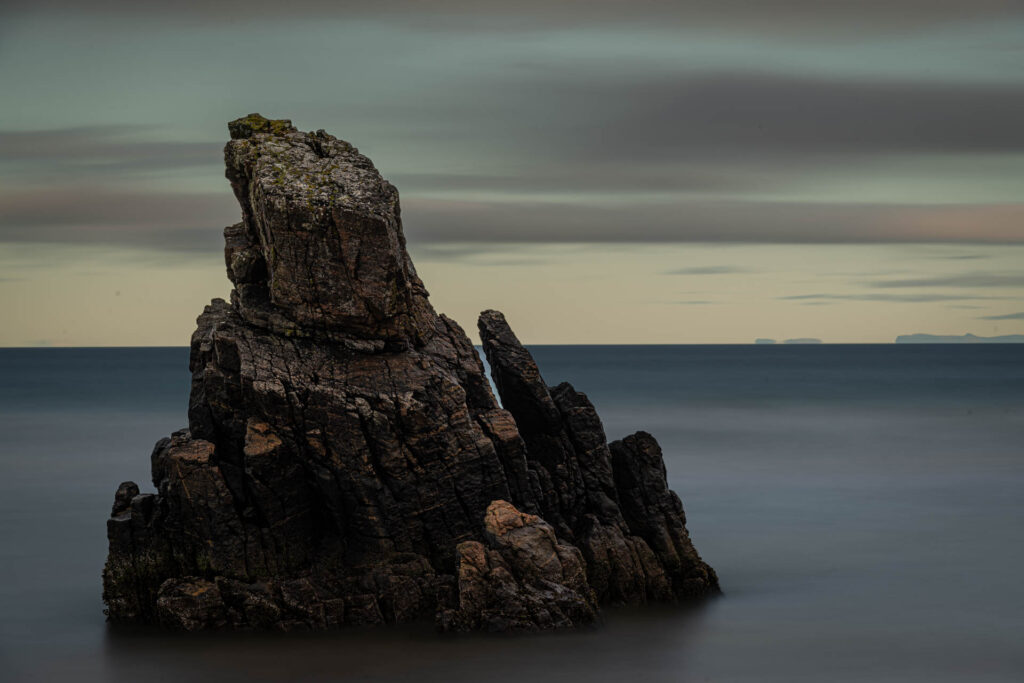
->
left=1, top=0, right=1023, bottom=345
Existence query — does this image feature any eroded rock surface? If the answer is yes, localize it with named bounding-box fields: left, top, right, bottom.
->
left=439, top=501, right=599, bottom=632
left=102, top=114, right=719, bottom=633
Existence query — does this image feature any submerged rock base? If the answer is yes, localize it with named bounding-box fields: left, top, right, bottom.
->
left=102, top=114, right=719, bottom=633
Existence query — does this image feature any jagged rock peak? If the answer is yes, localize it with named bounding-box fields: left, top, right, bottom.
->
left=101, top=115, right=719, bottom=634
left=223, top=113, right=433, bottom=344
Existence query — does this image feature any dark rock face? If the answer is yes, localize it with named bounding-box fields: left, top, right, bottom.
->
left=102, top=114, right=719, bottom=633
left=477, top=311, right=718, bottom=605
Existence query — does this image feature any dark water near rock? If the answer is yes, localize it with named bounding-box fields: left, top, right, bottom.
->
left=1, top=345, right=1022, bottom=682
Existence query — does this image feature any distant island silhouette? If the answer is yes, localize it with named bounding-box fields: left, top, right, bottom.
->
left=896, top=333, right=1024, bottom=344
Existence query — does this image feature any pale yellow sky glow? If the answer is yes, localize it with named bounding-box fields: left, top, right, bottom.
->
left=2, top=242, right=1021, bottom=346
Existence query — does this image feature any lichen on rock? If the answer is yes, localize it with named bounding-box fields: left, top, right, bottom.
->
left=102, top=114, right=719, bottom=633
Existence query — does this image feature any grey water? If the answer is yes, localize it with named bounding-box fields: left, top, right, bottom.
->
left=1, top=345, right=1022, bottom=682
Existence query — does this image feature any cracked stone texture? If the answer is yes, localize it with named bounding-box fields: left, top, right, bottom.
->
left=102, top=114, right=719, bottom=633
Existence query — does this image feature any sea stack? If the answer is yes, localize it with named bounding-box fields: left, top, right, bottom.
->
left=102, top=114, right=719, bottom=632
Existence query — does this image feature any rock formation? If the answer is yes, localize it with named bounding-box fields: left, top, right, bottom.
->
left=102, top=114, right=719, bottom=633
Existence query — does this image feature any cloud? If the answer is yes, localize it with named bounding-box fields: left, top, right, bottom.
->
left=410, top=244, right=499, bottom=261
left=868, top=273, right=1024, bottom=288
left=664, top=266, right=748, bottom=275
left=1, top=15, right=1022, bottom=250
left=0, top=126, right=221, bottom=179
left=4, top=0, right=1019, bottom=35
left=4, top=181, right=1023, bottom=254
left=3, top=49, right=1023, bottom=250
left=402, top=197, right=1024, bottom=244
left=409, top=243, right=552, bottom=266
left=364, top=71, right=1024, bottom=202
left=7, top=191, right=1018, bottom=251
left=0, top=186, right=235, bottom=252
left=393, top=169, right=749, bottom=195
left=538, top=73, right=1024, bottom=163
left=385, top=71, right=1024, bottom=171
left=779, top=293, right=1011, bottom=303
left=978, top=311, right=1024, bottom=320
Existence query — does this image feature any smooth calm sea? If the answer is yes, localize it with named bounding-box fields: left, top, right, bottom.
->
left=0, top=345, right=1021, bottom=682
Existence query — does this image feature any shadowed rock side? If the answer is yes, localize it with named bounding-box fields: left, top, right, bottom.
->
left=102, top=114, right=718, bottom=633
left=477, top=311, right=718, bottom=604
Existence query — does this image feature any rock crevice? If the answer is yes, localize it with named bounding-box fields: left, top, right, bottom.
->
left=102, top=114, right=719, bottom=632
